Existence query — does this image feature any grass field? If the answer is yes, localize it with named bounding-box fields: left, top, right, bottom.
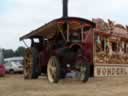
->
left=0, top=75, right=128, bottom=96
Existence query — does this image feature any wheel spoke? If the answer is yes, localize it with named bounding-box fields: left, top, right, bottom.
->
left=47, top=56, right=60, bottom=83
left=24, top=49, right=33, bottom=79
left=51, top=67, right=56, bottom=72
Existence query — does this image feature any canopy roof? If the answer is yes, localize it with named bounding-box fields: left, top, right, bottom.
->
left=20, top=17, right=95, bottom=40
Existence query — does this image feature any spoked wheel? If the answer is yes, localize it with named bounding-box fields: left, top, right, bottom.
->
left=47, top=56, right=60, bottom=83
left=24, top=48, right=33, bottom=79
left=79, top=59, right=90, bottom=82
left=24, top=48, right=39, bottom=79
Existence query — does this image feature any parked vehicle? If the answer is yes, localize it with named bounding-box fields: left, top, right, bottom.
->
left=4, top=57, right=24, bottom=66
left=0, top=64, right=6, bottom=76
left=0, top=48, right=5, bottom=76
left=4, top=61, right=23, bottom=74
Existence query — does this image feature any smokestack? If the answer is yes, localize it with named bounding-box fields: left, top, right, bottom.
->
left=63, top=0, right=68, bottom=18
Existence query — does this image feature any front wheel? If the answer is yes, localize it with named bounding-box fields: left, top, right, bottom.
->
left=9, top=69, right=15, bottom=74
left=79, top=59, right=90, bottom=82
left=47, top=56, right=60, bottom=83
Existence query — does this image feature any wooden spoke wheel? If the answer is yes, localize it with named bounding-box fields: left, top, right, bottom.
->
left=76, top=57, right=90, bottom=82
left=24, top=48, right=33, bottom=79
left=79, top=60, right=90, bottom=82
left=47, top=56, right=60, bottom=83
left=24, top=48, right=39, bottom=79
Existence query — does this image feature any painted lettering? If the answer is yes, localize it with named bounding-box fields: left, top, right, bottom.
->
left=95, top=66, right=128, bottom=77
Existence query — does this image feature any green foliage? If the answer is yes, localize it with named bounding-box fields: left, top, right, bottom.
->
left=14, top=46, right=26, bottom=57
left=3, top=46, right=26, bottom=58
left=3, top=49, right=14, bottom=58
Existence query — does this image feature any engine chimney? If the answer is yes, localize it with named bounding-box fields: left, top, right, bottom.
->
left=63, top=0, right=68, bottom=18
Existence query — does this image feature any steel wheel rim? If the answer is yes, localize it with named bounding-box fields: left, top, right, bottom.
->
left=47, top=57, right=58, bottom=83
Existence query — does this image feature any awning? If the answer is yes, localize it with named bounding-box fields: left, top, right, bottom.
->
left=20, top=17, right=96, bottom=40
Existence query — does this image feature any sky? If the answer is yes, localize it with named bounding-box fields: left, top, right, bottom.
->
left=0, top=0, right=128, bottom=50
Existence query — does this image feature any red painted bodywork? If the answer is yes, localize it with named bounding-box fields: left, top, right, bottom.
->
left=83, top=30, right=94, bottom=64
left=39, top=19, right=96, bottom=71
left=39, top=30, right=95, bottom=69
left=20, top=17, right=96, bottom=74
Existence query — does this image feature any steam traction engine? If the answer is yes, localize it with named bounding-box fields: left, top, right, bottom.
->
left=20, top=0, right=95, bottom=83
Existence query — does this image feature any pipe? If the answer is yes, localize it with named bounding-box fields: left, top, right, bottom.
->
left=63, top=0, right=68, bottom=18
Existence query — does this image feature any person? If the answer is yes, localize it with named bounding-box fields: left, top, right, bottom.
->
left=105, top=38, right=110, bottom=53
left=96, top=35, right=102, bottom=52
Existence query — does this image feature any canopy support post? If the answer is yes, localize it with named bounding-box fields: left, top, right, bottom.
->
left=81, top=25, right=84, bottom=42
left=67, top=23, right=70, bottom=42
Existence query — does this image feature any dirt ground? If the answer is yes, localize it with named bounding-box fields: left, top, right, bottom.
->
left=0, top=75, right=128, bottom=96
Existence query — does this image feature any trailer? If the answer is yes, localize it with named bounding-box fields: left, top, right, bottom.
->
left=20, top=0, right=128, bottom=83
left=93, top=18, right=128, bottom=77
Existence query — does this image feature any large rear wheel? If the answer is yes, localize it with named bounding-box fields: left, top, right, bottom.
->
left=47, top=56, right=60, bottom=83
left=24, top=48, right=33, bottom=79
left=24, top=48, right=39, bottom=79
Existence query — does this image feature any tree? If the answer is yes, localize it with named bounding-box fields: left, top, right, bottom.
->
left=3, top=49, right=14, bottom=58
left=14, top=46, right=26, bottom=57
left=3, top=46, right=26, bottom=58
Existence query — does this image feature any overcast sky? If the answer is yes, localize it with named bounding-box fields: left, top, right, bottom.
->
left=0, top=0, right=128, bottom=50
